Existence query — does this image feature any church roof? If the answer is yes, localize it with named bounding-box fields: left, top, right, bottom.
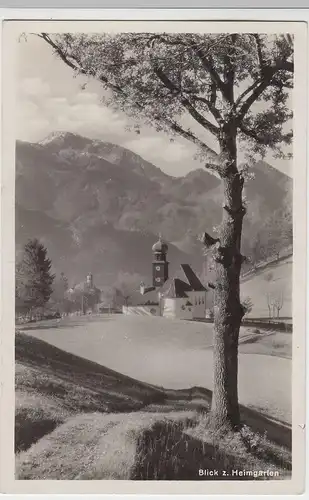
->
left=160, top=278, right=192, bottom=298
left=179, top=264, right=206, bottom=291
left=160, top=264, right=206, bottom=299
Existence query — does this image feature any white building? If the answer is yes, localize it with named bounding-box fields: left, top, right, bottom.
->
left=123, top=237, right=207, bottom=320
left=159, top=264, right=207, bottom=320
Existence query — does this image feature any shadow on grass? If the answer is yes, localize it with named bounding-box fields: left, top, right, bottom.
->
left=132, top=420, right=291, bottom=480
left=162, top=386, right=292, bottom=451
left=131, top=420, right=249, bottom=480
left=15, top=332, right=291, bottom=457
left=16, top=332, right=166, bottom=411
left=17, top=324, right=77, bottom=332
left=15, top=413, right=60, bottom=453
left=16, top=411, right=290, bottom=480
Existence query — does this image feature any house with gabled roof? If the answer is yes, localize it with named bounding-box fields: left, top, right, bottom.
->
left=123, top=236, right=207, bottom=319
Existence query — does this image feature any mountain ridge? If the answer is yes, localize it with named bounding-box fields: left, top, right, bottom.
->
left=15, top=132, right=292, bottom=288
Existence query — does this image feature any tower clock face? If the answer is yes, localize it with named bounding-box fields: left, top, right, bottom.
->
left=153, top=260, right=168, bottom=286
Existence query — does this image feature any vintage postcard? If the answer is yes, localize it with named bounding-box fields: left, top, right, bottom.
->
left=0, top=16, right=307, bottom=495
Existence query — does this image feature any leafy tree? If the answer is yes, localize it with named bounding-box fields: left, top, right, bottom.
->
left=100, top=286, right=121, bottom=310
left=100, top=272, right=147, bottom=309
left=16, top=239, right=55, bottom=316
left=114, top=271, right=146, bottom=307
left=240, top=296, right=253, bottom=317
left=40, top=32, right=293, bottom=430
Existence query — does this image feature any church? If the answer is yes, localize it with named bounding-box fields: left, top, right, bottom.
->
left=123, top=236, right=208, bottom=320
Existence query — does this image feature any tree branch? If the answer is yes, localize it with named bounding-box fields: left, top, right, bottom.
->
left=234, top=79, right=262, bottom=111
left=37, top=33, right=84, bottom=73
left=191, top=43, right=232, bottom=103
left=236, top=56, right=293, bottom=120
left=38, top=33, right=225, bottom=176
left=163, top=119, right=225, bottom=175
left=153, top=66, right=220, bottom=137
left=199, top=232, right=220, bottom=248
left=237, top=73, right=275, bottom=121
left=253, top=34, right=266, bottom=72
left=238, top=124, right=270, bottom=145
left=223, top=34, right=236, bottom=103
left=37, top=33, right=128, bottom=98
left=189, top=95, right=222, bottom=124
left=277, top=60, right=294, bottom=73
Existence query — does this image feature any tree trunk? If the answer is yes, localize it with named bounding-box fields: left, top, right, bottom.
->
left=210, top=126, right=245, bottom=431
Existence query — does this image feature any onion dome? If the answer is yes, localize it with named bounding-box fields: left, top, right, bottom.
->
left=152, top=235, right=168, bottom=253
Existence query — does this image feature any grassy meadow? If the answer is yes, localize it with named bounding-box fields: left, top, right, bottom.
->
left=15, top=315, right=292, bottom=480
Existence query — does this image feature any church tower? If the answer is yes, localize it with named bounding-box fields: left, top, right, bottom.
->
left=86, top=272, right=93, bottom=289
left=152, top=235, right=169, bottom=288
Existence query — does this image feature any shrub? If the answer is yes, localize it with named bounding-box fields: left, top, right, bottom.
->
left=241, top=296, right=253, bottom=317
left=240, top=425, right=267, bottom=453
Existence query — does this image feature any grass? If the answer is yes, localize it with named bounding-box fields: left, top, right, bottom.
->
left=16, top=331, right=166, bottom=410
left=16, top=411, right=291, bottom=480
left=15, top=331, right=292, bottom=480
left=15, top=331, right=166, bottom=452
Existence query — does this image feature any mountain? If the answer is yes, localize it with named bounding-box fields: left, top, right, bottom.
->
left=15, top=132, right=292, bottom=287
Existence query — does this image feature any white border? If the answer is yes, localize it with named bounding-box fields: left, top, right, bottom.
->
left=0, top=11, right=307, bottom=497
left=0, top=8, right=308, bottom=20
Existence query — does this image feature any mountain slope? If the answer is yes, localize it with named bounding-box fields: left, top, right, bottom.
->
left=15, top=132, right=292, bottom=287
left=240, top=254, right=292, bottom=319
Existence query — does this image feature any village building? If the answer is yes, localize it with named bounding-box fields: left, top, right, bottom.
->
left=123, top=236, right=207, bottom=319
left=67, top=272, right=101, bottom=314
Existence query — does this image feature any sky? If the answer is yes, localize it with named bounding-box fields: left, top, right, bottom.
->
left=16, top=35, right=292, bottom=178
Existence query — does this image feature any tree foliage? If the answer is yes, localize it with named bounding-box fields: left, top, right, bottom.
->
left=50, top=271, right=71, bottom=313
left=101, top=272, right=146, bottom=308
left=16, top=239, right=55, bottom=314
left=39, top=32, right=293, bottom=167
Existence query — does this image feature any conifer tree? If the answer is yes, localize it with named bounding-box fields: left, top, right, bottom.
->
left=16, top=239, right=55, bottom=315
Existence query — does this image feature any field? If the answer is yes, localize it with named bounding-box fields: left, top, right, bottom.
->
left=16, top=315, right=292, bottom=480
left=18, top=315, right=292, bottom=422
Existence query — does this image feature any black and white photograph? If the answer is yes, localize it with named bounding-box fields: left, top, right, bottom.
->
left=0, top=18, right=307, bottom=494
